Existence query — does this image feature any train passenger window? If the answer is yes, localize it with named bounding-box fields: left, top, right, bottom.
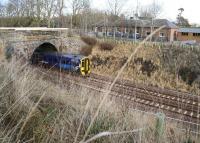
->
left=61, top=59, right=70, bottom=64
left=54, top=57, right=58, bottom=63
left=62, top=60, right=66, bottom=64
left=66, top=60, right=71, bottom=64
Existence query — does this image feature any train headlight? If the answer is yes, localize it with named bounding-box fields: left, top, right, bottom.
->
left=75, top=66, right=79, bottom=71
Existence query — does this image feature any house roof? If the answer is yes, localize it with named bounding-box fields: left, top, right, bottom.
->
left=178, top=28, right=200, bottom=33
left=95, top=19, right=178, bottom=29
left=152, top=19, right=178, bottom=29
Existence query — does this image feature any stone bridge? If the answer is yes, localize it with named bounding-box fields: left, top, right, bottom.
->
left=11, top=38, right=62, bottom=60
left=0, top=28, right=84, bottom=61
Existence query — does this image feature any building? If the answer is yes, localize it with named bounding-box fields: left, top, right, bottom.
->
left=94, top=19, right=178, bottom=42
left=177, top=28, right=200, bottom=43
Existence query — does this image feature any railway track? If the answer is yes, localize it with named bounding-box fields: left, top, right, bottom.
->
left=88, top=75, right=200, bottom=117
left=34, top=66, right=200, bottom=132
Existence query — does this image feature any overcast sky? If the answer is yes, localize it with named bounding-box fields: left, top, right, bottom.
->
left=91, top=0, right=200, bottom=24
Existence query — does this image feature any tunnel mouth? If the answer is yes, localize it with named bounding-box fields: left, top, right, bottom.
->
left=31, top=42, right=58, bottom=64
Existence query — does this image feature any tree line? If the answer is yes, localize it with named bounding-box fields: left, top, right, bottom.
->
left=0, top=0, right=105, bottom=28
left=0, top=0, right=193, bottom=28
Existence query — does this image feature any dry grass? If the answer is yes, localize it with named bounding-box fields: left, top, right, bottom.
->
left=80, top=36, right=98, bottom=56
left=81, top=36, right=97, bottom=46
left=99, top=42, right=115, bottom=51
left=90, top=42, right=200, bottom=95
left=0, top=57, right=198, bottom=142
left=80, top=45, right=93, bottom=56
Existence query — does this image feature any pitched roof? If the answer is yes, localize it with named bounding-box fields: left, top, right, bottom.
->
left=95, top=19, right=178, bottom=29
left=178, top=28, right=200, bottom=33
left=152, top=19, right=178, bottom=29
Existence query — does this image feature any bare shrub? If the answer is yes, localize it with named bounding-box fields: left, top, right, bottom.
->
left=178, top=67, right=198, bottom=85
left=99, top=42, right=115, bottom=51
left=81, top=36, right=97, bottom=46
left=134, top=57, right=158, bottom=77
left=80, top=45, right=93, bottom=56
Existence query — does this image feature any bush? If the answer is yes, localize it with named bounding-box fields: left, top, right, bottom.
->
left=81, top=36, right=97, bottom=46
left=99, top=42, right=115, bottom=51
left=80, top=45, right=93, bottom=56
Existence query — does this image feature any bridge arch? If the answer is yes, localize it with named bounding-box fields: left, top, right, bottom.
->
left=31, top=42, right=58, bottom=64
left=33, top=42, right=58, bottom=53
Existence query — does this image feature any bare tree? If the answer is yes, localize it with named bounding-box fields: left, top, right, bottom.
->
left=139, top=1, right=162, bottom=19
left=57, top=0, right=65, bottom=27
left=0, top=2, right=6, bottom=17
left=43, top=0, right=58, bottom=27
left=21, top=0, right=34, bottom=17
left=70, top=0, right=83, bottom=15
left=150, top=0, right=162, bottom=18
left=139, top=8, right=154, bottom=19
left=36, top=0, right=42, bottom=20
left=107, top=0, right=128, bottom=16
left=67, top=0, right=90, bottom=28
left=6, top=0, right=22, bottom=17
left=80, top=0, right=90, bottom=32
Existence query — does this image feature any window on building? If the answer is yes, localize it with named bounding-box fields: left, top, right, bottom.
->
left=146, top=32, right=151, bottom=35
left=193, top=33, right=200, bottom=36
left=182, top=32, right=188, bottom=36
left=159, top=32, right=165, bottom=37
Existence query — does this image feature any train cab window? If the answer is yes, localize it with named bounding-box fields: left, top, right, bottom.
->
left=82, top=60, right=85, bottom=66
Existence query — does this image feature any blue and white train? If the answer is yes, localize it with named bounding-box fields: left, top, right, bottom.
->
left=32, top=52, right=91, bottom=76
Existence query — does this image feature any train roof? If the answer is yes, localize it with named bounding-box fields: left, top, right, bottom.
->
left=43, top=52, right=85, bottom=60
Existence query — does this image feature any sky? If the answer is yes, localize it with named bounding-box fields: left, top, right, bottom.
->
left=91, top=0, right=200, bottom=24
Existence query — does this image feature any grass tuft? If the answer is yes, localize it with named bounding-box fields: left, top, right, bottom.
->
left=99, top=42, right=115, bottom=51
left=81, top=36, right=97, bottom=46
left=80, top=45, right=93, bottom=56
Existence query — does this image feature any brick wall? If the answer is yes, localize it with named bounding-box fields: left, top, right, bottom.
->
left=96, top=26, right=177, bottom=42
left=177, top=32, right=200, bottom=42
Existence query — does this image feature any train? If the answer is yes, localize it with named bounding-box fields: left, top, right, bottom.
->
left=32, top=52, right=91, bottom=76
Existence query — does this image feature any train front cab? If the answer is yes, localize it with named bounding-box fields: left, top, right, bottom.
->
left=80, top=57, right=91, bottom=76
